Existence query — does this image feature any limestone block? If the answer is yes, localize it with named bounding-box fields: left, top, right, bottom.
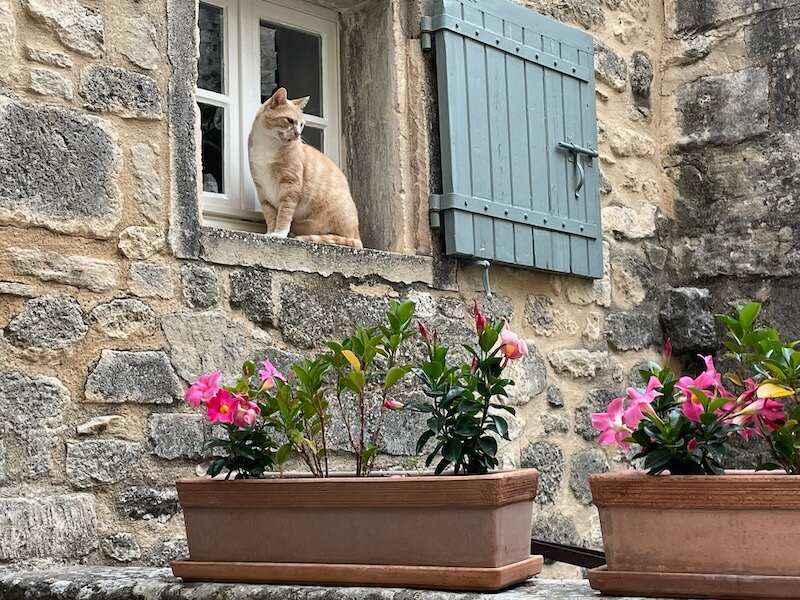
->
left=25, top=45, right=73, bottom=68
left=117, top=486, right=179, bottom=521
left=85, top=349, right=182, bottom=404
left=230, top=268, right=273, bottom=326
left=65, top=439, right=142, bottom=488
left=520, top=441, right=564, bottom=504
left=180, top=263, right=219, bottom=309
left=129, top=262, right=174, bottom=299
left=119, top=17, right=159, bottom=70
left=29, top=68, right=73, bottom=99
left=129, top=143, right=162, bottom=223
left=605, top=311, right=661, bottom=351
left=9, top=247, right=119, bottom=292
left=548, top=349, right=610, bottom=378
left=148, top=413, right=206, bottom=460
left=118, top=226, right=164, bottom=260
left=569, top=448, right=610, bottom=505
left=80, top=64, right=161, bottom=120
left=89, top=298, right=157, bottom=339
left=0, top=100, right=121, bottom=238
left=5, top=295, right=87, bottom=351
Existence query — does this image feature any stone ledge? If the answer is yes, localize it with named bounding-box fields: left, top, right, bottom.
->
left=197, top=227, right=457, bottom=290
left=0, top=566, right=666, bottom=599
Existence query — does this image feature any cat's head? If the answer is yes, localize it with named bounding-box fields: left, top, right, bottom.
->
left=254, top=87, right=310, bottom=143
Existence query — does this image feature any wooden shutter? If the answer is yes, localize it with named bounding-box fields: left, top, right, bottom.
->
left=423, top=0, right=602, bottom=278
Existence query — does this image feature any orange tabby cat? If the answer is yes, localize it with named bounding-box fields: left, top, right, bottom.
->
left=248, top=87, right=362, bottom=248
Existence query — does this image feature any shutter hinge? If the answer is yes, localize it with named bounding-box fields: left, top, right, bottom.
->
left=420, top=16, right=433, bottom=50
left=429, top=193, right=441, bottom=228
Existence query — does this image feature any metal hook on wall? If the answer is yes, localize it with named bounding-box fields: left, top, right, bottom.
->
left=466, top=259, right=492, bottom=299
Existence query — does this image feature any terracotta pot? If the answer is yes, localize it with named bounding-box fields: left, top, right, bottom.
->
left=172, top=469, right=542, bottom=591
left=588, top=471, right=800, bottom=599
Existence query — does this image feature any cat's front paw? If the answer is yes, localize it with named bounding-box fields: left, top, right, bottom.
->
left=265, top=230, right=289, bottom=239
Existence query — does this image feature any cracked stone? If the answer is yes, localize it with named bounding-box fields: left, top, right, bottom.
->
left=0, top=495, right=97, bottom=560
left=520, top=441, right=564, bottom=505
left=0, top=100, right=121, bottom=238
left=594, top=41, right=627, bottom=92
left=505, top=341, right=547, bottom=405
left=85, top=350, right=182, bottom=404
left=548, top=349, right=609, bottom=378
left=5, top=295, right=87, bottom=352
left=25, top=45, right=73, bottom=69
left=570, top=448, right=610, bottom=505
left=89, top=298, right=157, bottom=339
left=76, top=415, right=126, bottom=436
left=605, top=311, right=660, bottom=351
left=118, top=226, right=163, bottom=260
left=129, top=143, right=161, bottom=223
left=9, top=248, right=119, bottom=292
left=148, top=413, right=206, bottom=460
left=660, top=287, right=719, bottom=354
left=101, top=533, right=141, bottom=563
left=29, top=68, right=74, bottom=100
left=129, top=262, right=174, bottom=300
left=80, top=65, right=161, bottom=120
left=66, top=439, right=142, bottom=488
left=23, top=0, right=104, bottom=58
left=181, top=263, right=220, bottom=309
left=230, top=268, right=273, bottom=327
left=119, top=17, right=159, bottom=70
left=161, top=310, right=249, bottom=381
left=117, top=487, right=179, bottom=521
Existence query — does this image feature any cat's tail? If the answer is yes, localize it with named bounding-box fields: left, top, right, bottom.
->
left=293, top=234, right=364, bottom=249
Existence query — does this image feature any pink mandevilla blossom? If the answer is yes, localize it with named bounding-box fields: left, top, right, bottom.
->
left=592, top=398, right=634, bottom=449
left=259, top=359, right=286, bottom=389
left=232, top=398, right=261, bottom=428
left=592, top=377, right=663, bottom=449
left=499, top=324, right=529, bottom=361
left=473, top=301, right=487, bottom=335
left=623, top=376, right=662, bottom=427
left=184, top=371, right=222, bottom=407
left=418, top=320, right=432, bottom=342
left=206, top=389, right=240, bottom=424
left=687, top=438, right=699, bottom=452
left=383, top=398, right=404, bottom=410
left=675, top=355, right=727, bottom=422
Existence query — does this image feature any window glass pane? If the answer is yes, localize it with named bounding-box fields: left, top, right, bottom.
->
left=260, top=21, right=322, bottom=117
left=199, top=103, right=224, bottom=193
left=303, top=127, right=323, bottom=152
left=198, top=2, right=224, bottom=93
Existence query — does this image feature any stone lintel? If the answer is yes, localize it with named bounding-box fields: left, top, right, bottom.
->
left=198, top=227, right=456, bottom=290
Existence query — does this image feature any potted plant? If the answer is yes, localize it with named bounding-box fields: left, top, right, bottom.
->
left=171, top=301, right=541, bottom=591
left=588, top=303, right=800, bottom=599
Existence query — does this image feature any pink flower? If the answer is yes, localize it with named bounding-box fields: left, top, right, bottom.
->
left=184, top=372, right=222, bottom=407
left=418, top=320, right=432, bottom=342
left=676, top=355, right=724, bottom=397
left=259, top=359, right=286, bottom=389
left=206, top=389, right=240, bottom=424
left=473, top=301, right=487, bottom=334
left=592, top=398, right=633, bottom=449
left=499, top=324, right=528, bottom=360
left=383, top=398, right=404, bottom=410
left=624, top=376, right=662, bottom=429
left=663, top=339, right=673, bottom=362
left=687, top=438, right=698, bottom=452
left=232, top=398, right=261, bottom=428
left=681, top=395, right=705, bottom=422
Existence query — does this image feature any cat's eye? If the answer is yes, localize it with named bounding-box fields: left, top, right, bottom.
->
left=286, top=118, right=296, bottom=125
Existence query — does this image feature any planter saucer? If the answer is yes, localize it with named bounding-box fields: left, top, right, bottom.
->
left=172, top=555, right=543, bottom=591
left=589, top=565, right=800, bottom=599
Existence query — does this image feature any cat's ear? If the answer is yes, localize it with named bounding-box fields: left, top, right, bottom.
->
left=292, top=96, right=311, bottom=110
left=270, top=87, right=288, bottom=106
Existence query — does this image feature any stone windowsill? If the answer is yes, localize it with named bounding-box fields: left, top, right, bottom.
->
left=196, top=227, right=457, bottom=290
left=0, top=566, right=671, bottom=599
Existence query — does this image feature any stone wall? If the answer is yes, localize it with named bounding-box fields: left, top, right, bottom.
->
left=661, top=0, right=800, bottom=336
left=0, top=0, right=719, bottom=578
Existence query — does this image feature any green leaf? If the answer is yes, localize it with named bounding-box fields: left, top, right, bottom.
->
left=442, top=438, right=461, bottom=462
left=415, top=430, right=435, bottom=454
left=478, top=436, right=498, bottom=456
left=434, top=458, right=451, bottom=475
left=738, top=302, right=761, bottom=330
left=385, top=366, right=410, bottom=389
left=275, top=444, right=291, bottom=464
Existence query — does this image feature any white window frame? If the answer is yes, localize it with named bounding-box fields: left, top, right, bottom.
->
left=197, top=0, right=342, bottom=229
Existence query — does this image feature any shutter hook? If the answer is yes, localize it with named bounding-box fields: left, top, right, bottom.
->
left=467, top=260, right=492, bottom=299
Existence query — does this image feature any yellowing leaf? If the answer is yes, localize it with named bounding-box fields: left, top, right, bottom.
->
left=341, top=349, right=361, bottom=371
left=757, top=382, right=794, bottom=399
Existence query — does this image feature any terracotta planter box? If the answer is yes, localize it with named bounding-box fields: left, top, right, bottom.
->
left=172, top=469, right=542, bottom=591
left=589, top=471, right=800, bottom=599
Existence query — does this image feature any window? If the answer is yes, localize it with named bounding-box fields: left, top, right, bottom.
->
left=197, top=0, right=341, bottom=231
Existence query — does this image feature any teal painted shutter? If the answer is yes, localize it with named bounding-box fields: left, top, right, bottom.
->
left=423, top=0, right=602, bottom=278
